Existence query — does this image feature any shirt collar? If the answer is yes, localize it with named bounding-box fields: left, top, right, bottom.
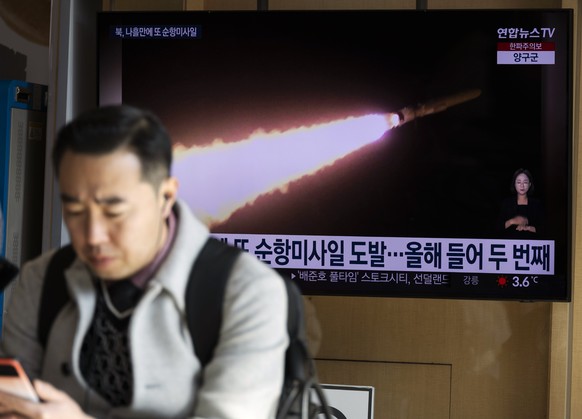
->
left=133, top=208, right=177, bottom=288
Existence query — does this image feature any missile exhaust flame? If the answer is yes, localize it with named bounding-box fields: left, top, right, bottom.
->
left=173, top=89, right=481, bottom=226
left=174, top=114, right=390, bottom=225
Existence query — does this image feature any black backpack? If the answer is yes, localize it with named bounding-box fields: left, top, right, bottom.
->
left=38, top=238, right=332, bottom=419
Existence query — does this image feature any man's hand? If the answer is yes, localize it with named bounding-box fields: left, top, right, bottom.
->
left=0, top=380, right=93, bottom=419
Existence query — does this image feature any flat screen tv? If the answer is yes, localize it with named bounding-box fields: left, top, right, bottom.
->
left=97, top=9, right=573, bottom=301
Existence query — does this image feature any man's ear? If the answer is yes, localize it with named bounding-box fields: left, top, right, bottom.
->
left=159, top=177, right=179, bottom=217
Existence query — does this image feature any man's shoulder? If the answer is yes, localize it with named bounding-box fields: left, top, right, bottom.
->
left=171, top=202, right=286, bottom=302
left=225, top=249, right=288, bottom=308
left=20, top=248, right=63, bottom=280
left=232, top=249, right=285, bottom=283
left=2, top=248, right=61, bottom=327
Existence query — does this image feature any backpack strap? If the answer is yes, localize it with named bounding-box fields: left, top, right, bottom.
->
left=185, top=237, right=241, bottom=367
left=281, top=278, right=309, bottom=380
left=38, top=244, right=76, bottom=348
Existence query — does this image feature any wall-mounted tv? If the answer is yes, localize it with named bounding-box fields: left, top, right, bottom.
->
left=97, top=9, right=573, bottom=301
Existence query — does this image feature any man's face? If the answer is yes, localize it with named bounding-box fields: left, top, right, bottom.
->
left=58, top=148, right=176, bottom=280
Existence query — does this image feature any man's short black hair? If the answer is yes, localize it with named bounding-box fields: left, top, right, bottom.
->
left=52, top=104, right=173, bottom=187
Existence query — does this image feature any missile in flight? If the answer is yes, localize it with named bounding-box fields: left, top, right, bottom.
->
left=385, top=88, right=482, bottom=128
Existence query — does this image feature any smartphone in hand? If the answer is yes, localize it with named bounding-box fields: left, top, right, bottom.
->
left=0, top=358, right=40, bottom=402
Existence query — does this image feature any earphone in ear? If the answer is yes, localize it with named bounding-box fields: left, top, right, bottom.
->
left=162, top=194, right=171, bottom=213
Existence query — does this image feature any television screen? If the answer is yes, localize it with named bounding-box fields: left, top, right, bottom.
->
left=97, top=9, right=573, bottom=301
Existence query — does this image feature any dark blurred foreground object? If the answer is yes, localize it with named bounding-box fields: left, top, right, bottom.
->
left=0, top=0, right=50, bottom=46
left=0, top=257, right=18, bottom=292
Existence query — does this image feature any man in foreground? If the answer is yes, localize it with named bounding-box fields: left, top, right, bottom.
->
left=0, top=104, right=288, bottom=418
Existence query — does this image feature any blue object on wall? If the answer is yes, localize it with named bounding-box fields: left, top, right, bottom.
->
left=0, top=79, right=47, bottom=336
